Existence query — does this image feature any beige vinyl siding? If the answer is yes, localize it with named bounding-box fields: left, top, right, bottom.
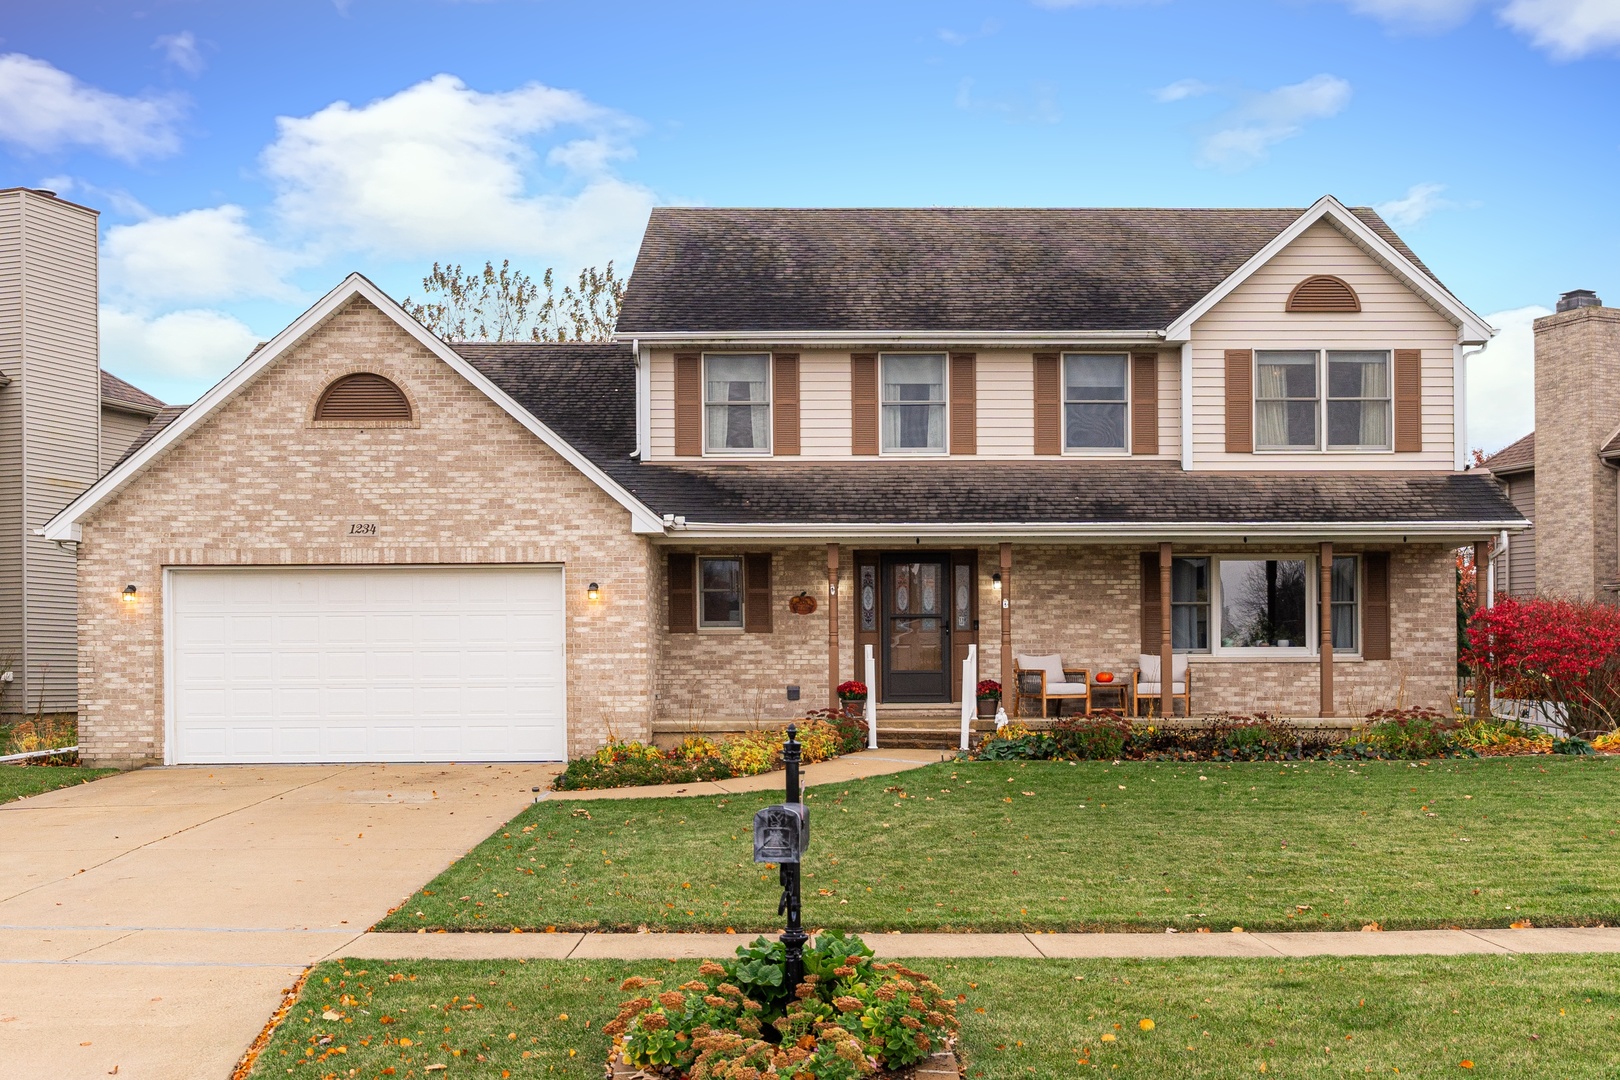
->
left=1189, top=220, right=1458, bottom=471
left=1502, top=473, right=1536, bottom=597
left=100, top=406, right=152, bottom=473
left=0, top=193, right=23, bottom=701
left=7, top=192, right=100, bottom=712
left=648, top=347, right=1182, bottom=460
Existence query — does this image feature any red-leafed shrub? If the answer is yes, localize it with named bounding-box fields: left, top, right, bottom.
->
left=1464, top=596, right=1620, bottom=735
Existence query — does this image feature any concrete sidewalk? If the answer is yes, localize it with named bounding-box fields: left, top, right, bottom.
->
left=0, top=763, right=555, bottom=1080
left=541, top=748, right=945, bottom=800
left=339, top=925, right=1620, bottom=962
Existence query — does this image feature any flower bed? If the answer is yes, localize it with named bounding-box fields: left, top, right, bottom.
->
left=554, top=713, right=869, bottom=791
left=969, top=709, right=1613, bottom=764
left=606, top=932, right=958, bottom=1079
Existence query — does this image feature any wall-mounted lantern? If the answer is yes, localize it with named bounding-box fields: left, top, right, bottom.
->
left=586, top=582, right=601, bottom=602
left=122, top=585, right=138, bottom=603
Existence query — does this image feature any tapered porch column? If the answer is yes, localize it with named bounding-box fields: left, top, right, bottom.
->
left=999, top=543, right=1012, bottom=687
left=1159, top=542, right=1173, bottom=717
left=1319, top=541, right=1334, bottom=717
left=827, top=543, right=840, bottom=712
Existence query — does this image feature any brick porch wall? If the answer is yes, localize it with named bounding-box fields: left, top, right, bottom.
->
left=75, top=297, right=654, bottom=768
left=654, top=542, right=1458, bottom=721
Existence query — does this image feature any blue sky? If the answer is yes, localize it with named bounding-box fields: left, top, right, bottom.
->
left=3, top=0, right=1618, bottom=453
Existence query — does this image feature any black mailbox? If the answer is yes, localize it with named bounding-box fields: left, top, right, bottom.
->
left=753, top=803, right=809, bottom=864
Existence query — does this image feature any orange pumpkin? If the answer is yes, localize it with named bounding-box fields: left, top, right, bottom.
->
left=1096, top=671, right=1115, bottom=684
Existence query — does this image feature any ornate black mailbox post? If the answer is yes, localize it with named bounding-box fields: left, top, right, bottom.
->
left=753, top=723, right=809, bottom=988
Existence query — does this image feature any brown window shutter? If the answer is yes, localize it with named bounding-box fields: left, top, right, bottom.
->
left=1224, top=349, right=1253, bottom=454
left=315, top=373, right=412, bottom=421
left=1034, top=352, right=1061, bottom=455
left=1130, top=351, right=1159, bottom=456
left=674, top=352, right=702, bottom=456
left=1362, top=551, right=1390, bottom=660
left=1394, top=349, right=1422, bottom=452
left=949, top=352, right=977, bottom=455
left=743, top=553, right=773, bottom=633
left=773, top=353, right=800, bottom=456
left=667, top=553, right=696, bottom=633
left=851, top=353, right=879, bottom=455
left=1140, top=551, right=1162, bottom=654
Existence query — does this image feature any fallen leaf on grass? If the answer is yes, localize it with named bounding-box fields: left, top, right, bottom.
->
left=321, top=1010, right=342, bottom=1021
left=1101, top=1034, right=1116, bottom=1042
left=1139, top=1018, right=1155, bottom=1031
left=1510, top=920, right=1534, bottom=930
left=1362, top=922, right=1383, bottom=932
left=1460, top=1061, right=1474, bottom=1069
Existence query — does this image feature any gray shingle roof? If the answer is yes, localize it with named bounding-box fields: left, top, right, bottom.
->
left=616, top=206, right=1434, bottom=335
left=458, top=342, right=1522, bottom=529
left=1480, top=432, right=1535, bottom=475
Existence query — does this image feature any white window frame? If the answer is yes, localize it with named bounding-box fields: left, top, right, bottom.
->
left=1061, top=352, right=1131, bottom=456
left=878, top=352, right=949, bottom=456
left=1253, top=349, right=1394, bottom=454
left=702, top=352, right=772, bottom=457
left=1170, top=553, right=1363, bottom=658
left=697, top=554, right=746, bottom=630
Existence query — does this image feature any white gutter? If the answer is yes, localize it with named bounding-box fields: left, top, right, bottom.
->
left=652, top=519, right=1531, bottom=542
left=617, top=329, right=1168, bottom=346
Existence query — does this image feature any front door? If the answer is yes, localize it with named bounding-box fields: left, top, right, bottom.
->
left=880, top=554, right=952, bottom=702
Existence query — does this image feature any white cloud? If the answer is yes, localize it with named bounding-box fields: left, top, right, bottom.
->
left=103, top=205, right=301, bottom=305
left=100, top=307, right=262, bottom=391
left=1339, top=0, right=1483, bottom=30
left=0, top=53, right=184, bottom=162
left=937, top=19, right=1000, bottom=45
left=1375, top=182, right=1455, bottom=226
left=261, top=74, right=655, bottom=264
left=1196, top=74, right=1352, bottom=170
left=955, top=78, right=1062, bottom=124
left=1499, top=0, right=1620, bottom=58
left=1155, top=78, right=1212, bottom=103
left=1467, top=305, right=1550, bottom=456
left=154, top=31, right=205, bottom=76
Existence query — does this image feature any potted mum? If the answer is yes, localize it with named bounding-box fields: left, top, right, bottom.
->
left=976, top=679, right=1001, bottom=719
left=837, top=679, right=868, bottom=719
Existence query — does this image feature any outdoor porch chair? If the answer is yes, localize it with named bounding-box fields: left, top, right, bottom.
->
left=1134, top=653, right=1191, bottom=717
left=1012, top=654, right=1090, bottom=718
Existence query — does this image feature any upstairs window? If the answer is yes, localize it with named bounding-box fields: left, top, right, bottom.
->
left=1255, top=351, right=1318, bottom=449
left=881, top=353, right=946, bottom=453
left=1254, top=350, right=1392, bottom=452
left=1063, top=353, right=1128, bottom=451
left=314, top=373, right=411, bottom=422
left=1326, top=351, right=1391, bottom=450
left=704, top=354, right=770, bottom=453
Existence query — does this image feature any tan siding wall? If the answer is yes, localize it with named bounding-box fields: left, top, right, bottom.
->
left=1189, top=221, right=1458, bottom=471
left=76, top=297, right=655, bottom=767
left=647, top=348, right=1182, bottom=461
left=99, top=407, right=151, bottom=473
left=1502, top=474, right=1536, bottom=597
left=0, top=194, right=21, bottom=705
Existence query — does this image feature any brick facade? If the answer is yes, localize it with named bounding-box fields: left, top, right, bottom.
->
left=75, top=297, right=654, bottom=768
left=655, top=542, right=1458, bottom=723
left=1532, top=305, right=1620, bottom=601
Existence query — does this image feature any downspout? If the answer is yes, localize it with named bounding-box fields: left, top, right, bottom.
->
left=1179, top=339, right=1193, bottom=471
left=1456, top=343, right=1487, bottom=471
left=632, top=338, right=648, bottom=460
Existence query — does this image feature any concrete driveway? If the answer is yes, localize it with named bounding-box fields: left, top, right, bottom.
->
left=0, top=762, right=559, bottom=1080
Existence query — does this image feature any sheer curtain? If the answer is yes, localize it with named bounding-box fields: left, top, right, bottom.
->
left=1357, top=357, right=1389, bottom=447
left=1254, top=359, right=1292, bottom=448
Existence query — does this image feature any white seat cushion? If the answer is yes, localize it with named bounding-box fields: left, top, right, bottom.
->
left=1136, top=682, right=1186, bottom=695
left=1017, top=653, right=1066, bottom=686
left=1046, top=681, right=1089, bottom=695
left=1138, top=653, right=1189, bottom=683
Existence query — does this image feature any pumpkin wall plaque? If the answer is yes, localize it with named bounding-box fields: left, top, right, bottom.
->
left=788, top=591, right=818, bottom=615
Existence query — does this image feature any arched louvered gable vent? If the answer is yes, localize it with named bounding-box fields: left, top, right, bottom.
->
left=1286, top=275, right=1361, bottom=314
left=315, top=373, right=412, bottom=421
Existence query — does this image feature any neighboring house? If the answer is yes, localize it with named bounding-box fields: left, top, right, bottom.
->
left=45, top=195, right=1525, bottom=769
left=1478, top=291, right=1620, bottom=602
left=0, top=187, right=166, bottom=715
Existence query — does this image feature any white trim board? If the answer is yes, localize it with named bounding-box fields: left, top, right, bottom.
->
left=1165, top=195, right=1494, bottom=346
left=44, top=273, right=667, bottom=540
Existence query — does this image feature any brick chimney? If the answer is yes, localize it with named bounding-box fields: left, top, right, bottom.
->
left=1534, top=291, right=1620, bottom=600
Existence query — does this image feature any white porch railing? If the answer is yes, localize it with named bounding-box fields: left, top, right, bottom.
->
left=960, top=644, right=977, bottom=751
left=864, top=644, right=878, bottom=749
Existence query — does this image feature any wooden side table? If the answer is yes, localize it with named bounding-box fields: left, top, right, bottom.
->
left=1088, top=675, right=1133, bottom=715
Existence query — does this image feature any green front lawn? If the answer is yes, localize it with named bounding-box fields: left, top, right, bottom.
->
left=249, top=954, right=1620, bottom=1078
left=377, top=757, right=1620, bottom=934
left=0, top=764, right=113, bottom=804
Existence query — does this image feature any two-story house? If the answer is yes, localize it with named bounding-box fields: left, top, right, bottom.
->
left=45, top=195, right=1524, bottom=768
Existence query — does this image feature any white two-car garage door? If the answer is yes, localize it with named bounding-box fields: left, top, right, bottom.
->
left=168, top=566, right=566, bottom=764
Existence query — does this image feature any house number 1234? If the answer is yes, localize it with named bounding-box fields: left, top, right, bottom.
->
left=348, top=523, right=378, bottom=535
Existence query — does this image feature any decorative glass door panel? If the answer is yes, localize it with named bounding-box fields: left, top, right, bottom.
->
left=881, top=555, right=951, bottom=701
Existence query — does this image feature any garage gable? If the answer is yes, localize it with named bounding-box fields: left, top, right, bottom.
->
left=45, top=273, right=665, bottom=540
